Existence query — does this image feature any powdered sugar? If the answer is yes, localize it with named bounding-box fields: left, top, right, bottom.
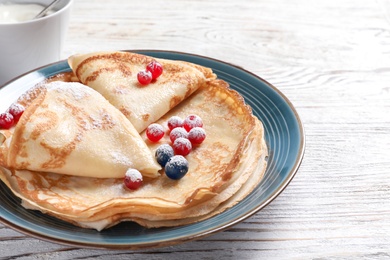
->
left=114, top=85, right=130, bottom=95
left=146, top=123, right=165, bottom=142
left=167, top=116, right=184, bottom=130
left=88, top=109, right=116, bottom=130
left=156, top=143, right=174, bottom=155
left=17, top=81, right=93, bottom=107
left=0, top=112, right=13, bottom=121
left=0, top=112, right=14, bottom=129
left=17, top=85, right=46, bottom=107
left=164, top=155, right=189, bottom=180
left=188, top=127, right=206, bottom=144
left=183, top=114, right=203, bottom=131
left=147, top=123, right=164, bottom=135
left=125, top=168, right=143, bottom=182
left=111, top=151, right=134, bottom=167
left=172, top=137, right=192, bottom=156
left=155, top=143, right=174, bottom=167
left=7, top=103, right=23, bottom=114
left=46, top=81, right=92, bottom=101
left=169, top=127, right=188, bottom=142
left=167, top=155, right=188, bottom=168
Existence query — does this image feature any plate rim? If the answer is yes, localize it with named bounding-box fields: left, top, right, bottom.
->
left=0, top=49, right=305, bottom=250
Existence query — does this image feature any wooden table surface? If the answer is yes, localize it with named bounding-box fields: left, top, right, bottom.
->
left=1, top=0, right=390, bottom=259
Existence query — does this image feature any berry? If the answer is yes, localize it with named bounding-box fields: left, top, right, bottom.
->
left=169, top=127, right=188, bottom=143
left=167, top=116, right=183, bottom=131
left=7, top=103, right=24, bottom=123
left=146, top=61, right=163, bottom=80
left=165, top=155, right=189, bottom=180
left=155, top=144, right=174, bottom=167
left=183, top=114, right=203, bottom=132
left=124, top=169, right=143, bottom=190
left=188, top=127, right=206, bottom=145
left=137, top=70, right=153, bottom=85
left=172, top=137, right=192, bottom=156
left=146, top=123, right=165, bottom=142
left=0, top=112, right=14, bottom=129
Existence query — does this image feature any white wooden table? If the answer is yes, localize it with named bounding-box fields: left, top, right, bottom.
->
left=1, top=0, right=389, bottom=258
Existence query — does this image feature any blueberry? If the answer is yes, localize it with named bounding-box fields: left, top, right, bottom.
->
left=155, top=144, right=174, bottom=167
left=165, top=155, right=189, bottom=180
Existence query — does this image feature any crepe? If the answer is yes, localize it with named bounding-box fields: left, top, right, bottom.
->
left=0, top=81, right=161, bottom=179
left=131, top=128, right=267, bottom=228
left=0, top=78, right=267, bottom=230
left=68, top=51, right=216, bottom=133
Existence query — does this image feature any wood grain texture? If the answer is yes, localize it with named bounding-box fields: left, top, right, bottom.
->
left=1, top=0, right=390, bottom=259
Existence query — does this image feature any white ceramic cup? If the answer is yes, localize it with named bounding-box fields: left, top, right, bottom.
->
left=0, top=0, right=73, bottom=86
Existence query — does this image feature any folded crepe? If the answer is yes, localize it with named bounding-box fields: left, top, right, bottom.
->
left=0, top=79, right=268, bottom=230
left=68, top=51, right=216, bottom=133
left=0, top=81, right=161, bottom=179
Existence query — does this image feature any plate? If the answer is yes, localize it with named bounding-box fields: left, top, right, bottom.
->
left=0, top=50, right=305, bottom=249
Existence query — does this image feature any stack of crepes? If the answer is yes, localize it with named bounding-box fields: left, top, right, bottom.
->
left=0, top=51, right=267, bottom=230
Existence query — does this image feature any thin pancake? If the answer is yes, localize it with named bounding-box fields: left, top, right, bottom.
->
left=0, top=82, right=161, bottom=179
left=68, top=51, right=217, bottom=133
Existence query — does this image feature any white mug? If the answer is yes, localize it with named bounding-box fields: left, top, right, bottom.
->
left=0, top=0, right=73, bottom=86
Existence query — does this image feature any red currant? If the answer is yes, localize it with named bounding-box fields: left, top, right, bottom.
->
left=188, top=127, right=206, bottom=145
left=146, top=123, right=165, bottom=142
left=0, top=112, right=14, bottom=129
left=167, top=116, right=183, bottom=131
left=124, top=169, right=143, bottom=190
left=146, top=61, right=163, bottom=80
left=169, top=127, right=188, bottom=143
left=137, top=70, right=153, bottom=85
left=183, top=114, right=203, bottom=132
left=7, top=103, right=25, bottom=123
left=172, top=137, right=192, bottom=156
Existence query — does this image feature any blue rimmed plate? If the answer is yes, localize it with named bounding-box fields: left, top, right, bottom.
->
left=0, top=50, right=305, bottom=249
